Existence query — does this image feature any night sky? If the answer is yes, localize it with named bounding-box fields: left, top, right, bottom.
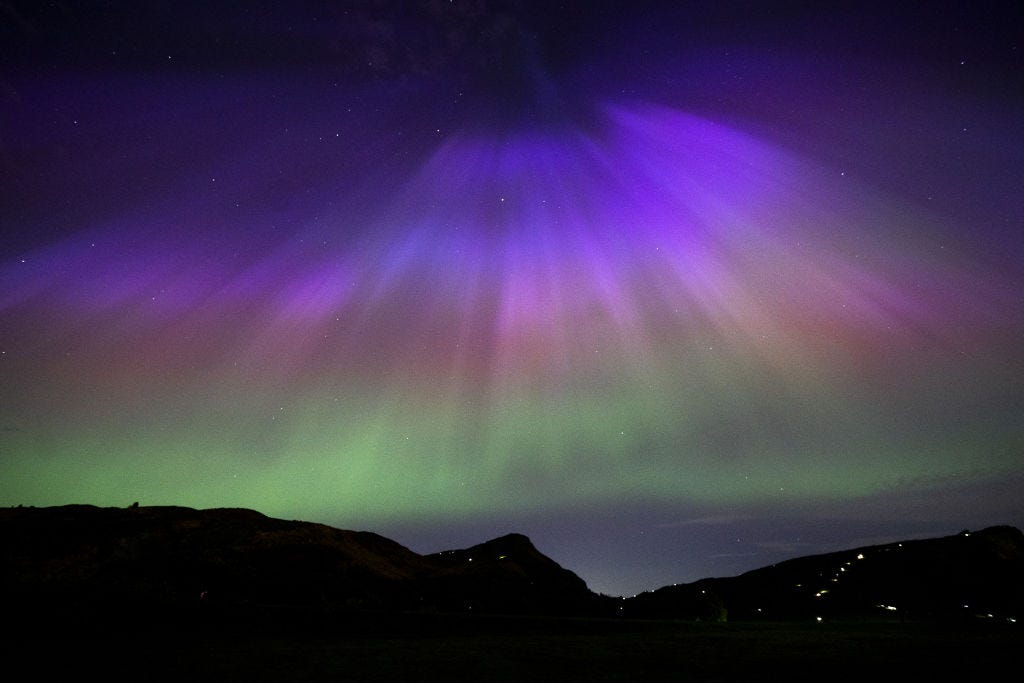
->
left=2, top=1, right=1022, bottom=597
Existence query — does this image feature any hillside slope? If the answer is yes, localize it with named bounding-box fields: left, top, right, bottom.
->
left=3, top=505, right=1021, bottom=625
left=624, top=526, right=1024, bottom=622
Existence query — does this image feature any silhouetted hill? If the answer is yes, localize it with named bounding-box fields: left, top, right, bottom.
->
left=427, top=532, right=598, bottom=614
left=0, top=504, right=601, bottom=627
left=3, top=505, right=1021, bottom=629
left=1, top=504, right=431, bottom=620
left=623, top=526, right=1024, bottom=623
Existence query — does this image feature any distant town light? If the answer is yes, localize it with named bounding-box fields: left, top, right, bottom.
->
left=856, top=553, right=865, bottom=560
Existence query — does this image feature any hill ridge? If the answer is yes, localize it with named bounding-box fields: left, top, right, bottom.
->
left=2, top=505, right=1021, bottom=624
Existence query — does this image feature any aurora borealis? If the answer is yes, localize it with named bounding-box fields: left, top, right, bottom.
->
left=1, top=1, right=1022, bottom=596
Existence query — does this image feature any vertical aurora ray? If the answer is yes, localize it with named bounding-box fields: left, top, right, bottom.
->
left=3, top=89, right=1019, bottom=526
left=1, top=2, right=1022, bottom=598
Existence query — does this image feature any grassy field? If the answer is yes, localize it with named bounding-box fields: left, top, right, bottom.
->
left=8, top=614, right=1020, bottom=681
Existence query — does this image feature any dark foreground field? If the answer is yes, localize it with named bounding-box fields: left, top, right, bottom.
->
left=6, top=613, right=1020, bottom=682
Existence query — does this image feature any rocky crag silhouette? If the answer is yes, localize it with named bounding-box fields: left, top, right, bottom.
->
left=3, top=505, right=1021, bottom=628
